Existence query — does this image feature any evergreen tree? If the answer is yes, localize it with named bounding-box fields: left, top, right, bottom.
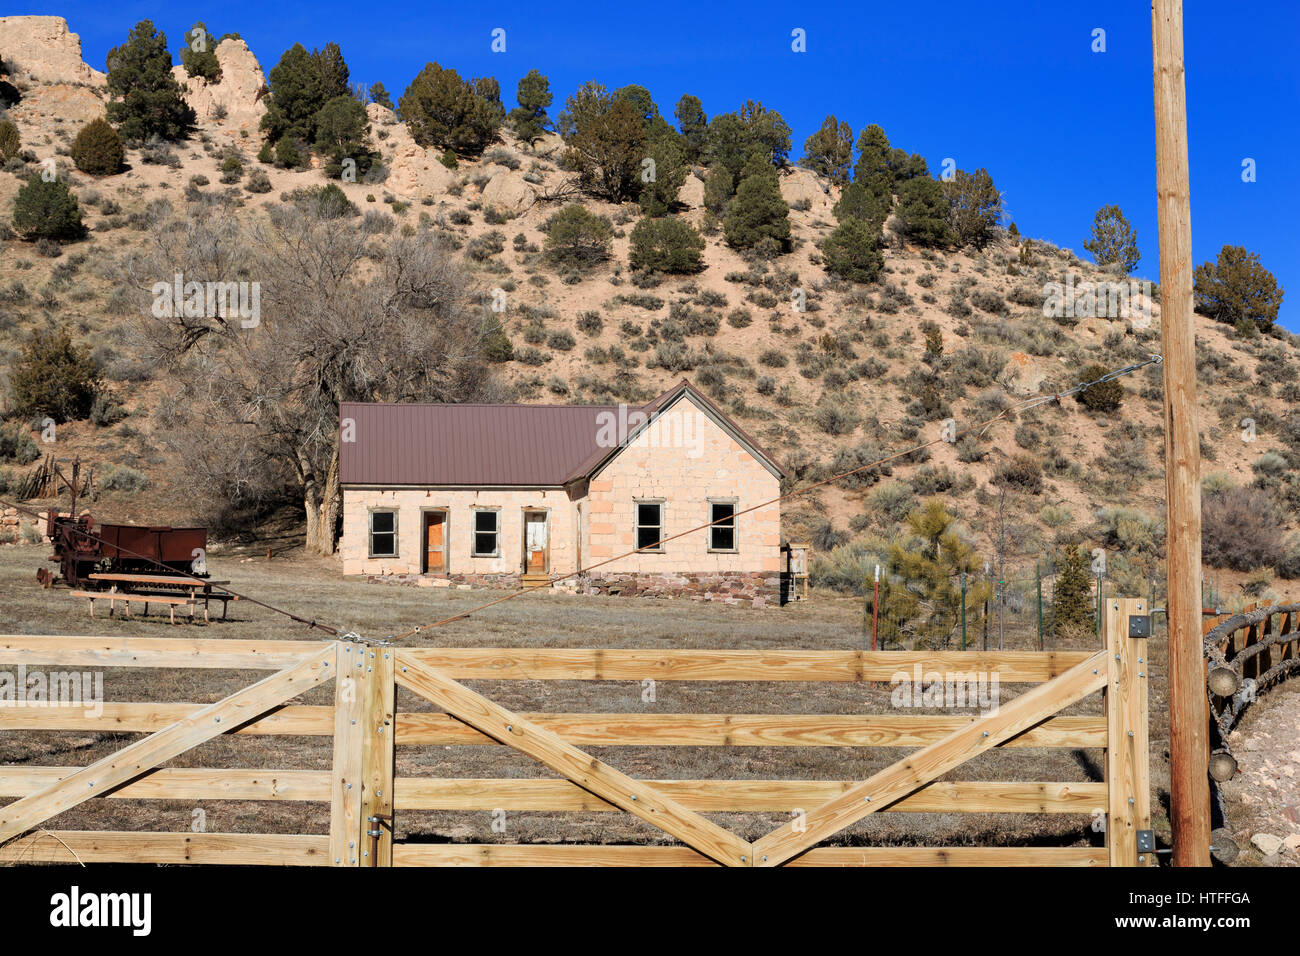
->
left=1193, top=245, right=1284, bottom=332
left=853, top=123, right=893, bottom=184
left=399, top=62, right=503, bottom=155
left=367, top=82, right=392, bottom=109
left=105, top=20, right=195, bottom=143
left=310, top=42, right=351, bottom=101
left=1052, top=544, right=1094, bottom=634
left=822, top=217, right=884, bottom=283
left=723, top=151, right=790, bottom=253
left=674, top=94, right=708, bottom=161
left=895, top=175, right=954, bottom=248
left=638, top=132, right=687, bottom=216
left=704, top=100, right=791, bottom=179
left=179, top=22, right=221, bottom=81
left=944, top=167, right=1002, bottom=249
left=543, top=203, right=613, bottom=268
left=8, top=328, right=100, bottom=423
left=629, top=217, right=705, bottom=273
left=800, top=115, right=853, bottom=185
left=833, top=180, right=891, bottom=232
left=702, top=165, right=734, bottom=216
left=560, top=83, right=645, bottom=202
left=314, top=94, right=371, bottom=178
left=12, top=174, right=84, bottom=241
left=71, top=117, right=125, bottom=175
left=261, top=44, right=326, bottom=145
left=508, top=69, right=552, bottom=145
left=613, top=84, right=674, bottom=141
left=1083, top=204, right=1140, bottom=274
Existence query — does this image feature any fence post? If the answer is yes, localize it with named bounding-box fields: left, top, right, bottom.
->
left=330, top=641, right=363, bottom=867
left=960, top=570, right=967, bottom=651
left=360, top=644, right=395, bottom=866
left=1036, top=563, right=1043, bottom=651
left=1104, top=597, right=1153, bottom=867
left=872, top=565, right=880, bottom=651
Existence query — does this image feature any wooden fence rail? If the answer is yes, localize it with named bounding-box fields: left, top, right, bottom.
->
left=0, top=600, right=1152, bottom=867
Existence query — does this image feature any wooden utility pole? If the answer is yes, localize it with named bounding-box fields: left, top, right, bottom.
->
left=1151, top=0, right=1210, bottom=866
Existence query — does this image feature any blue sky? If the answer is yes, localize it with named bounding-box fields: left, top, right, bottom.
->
left=15, top=0, right=1299, bottom=328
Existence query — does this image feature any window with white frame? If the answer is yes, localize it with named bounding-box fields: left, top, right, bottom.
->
left=369, top=510, right=397, bottom=557
left=708, top=501, right=737, bottom=552
left=472, top=509, right=501, bottom=557
left=635, top=501, right=664, bottom=552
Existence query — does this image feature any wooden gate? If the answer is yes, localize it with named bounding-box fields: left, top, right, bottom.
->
left=0, top=600, right=1152, bottom=867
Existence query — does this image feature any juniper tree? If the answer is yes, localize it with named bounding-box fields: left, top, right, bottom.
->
left=508, top=69, right=552, bottom=145
left=1052, top=543, right=1094, bottom=634
left=71, top=117, right=125, bottom=175
left=179, top=22, right=221, bottom=81
left=944, top=167, right=1002, bottom=249
left=895, top=175, right=954, bottom=248
left=1193, top=245, right=1285, bottom=332
left=723, top=150, right=790, bottom=253
left=822, top=217, right=884, bottom=283
left=367, top=82, right=392, bottom=109
left=12, top=175, right=84, bottom=241
left=560, top=83, right=645, bottom=202
left=629, top=217, right=705, bottom=274
left=1083, top=204, right=1140, bottom=274
left=399, top=62, right=503, bottom=155
left=674, top=94, right=708, bottom=161
left=705, top=100, right=792, bottom=179
left=800, top=115, right=853, bottom=185
left=105, top=20, right=195, bottom=143
left=638, top=131, right=688, bottom=217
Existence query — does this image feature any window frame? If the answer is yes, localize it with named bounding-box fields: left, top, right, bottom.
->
left=707, top=499, right=738, bottom=553
left=368, top=508, right=399, bottom=559
left=471, top=507, right=502, bottom=558
left=634, top=499, right=665, bottom=553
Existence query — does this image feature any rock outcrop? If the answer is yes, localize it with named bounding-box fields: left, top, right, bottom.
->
left=779, top=166, right=835, bottom=218
left=369, top=103, right=455, bottom=198
left=172, top=37, right=266, bottom=136
left=0, top=16, right=105, bottom=86
left=481, top=168, right=536, bottom=215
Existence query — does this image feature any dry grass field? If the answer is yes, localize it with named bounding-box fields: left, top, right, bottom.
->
left=0, top=542, right=1181, bottom=859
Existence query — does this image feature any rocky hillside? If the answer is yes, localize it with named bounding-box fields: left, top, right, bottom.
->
left=1, top=16, right=1297, bottom=605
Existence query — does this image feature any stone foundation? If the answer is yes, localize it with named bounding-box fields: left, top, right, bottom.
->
left=363, top=569, right=789, bottom=607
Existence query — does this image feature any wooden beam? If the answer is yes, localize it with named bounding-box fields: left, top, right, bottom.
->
left=394, top=778, right=1107, bottom=814
left=0, top=831, right=328, bottom=866
left=0, top=702, right=333, bottom=735
left=0, top=635, right=324, bottom=669
left=391, top=844, right=1107, bottom=868
left=0, top=646, right=334, bottom=845
left=330, top=642, right=365, bottom=866
left=1152, top=0, right=1210, bottom=868
left=393, top=712, right=1105, bottom=748
left=360, top=646, right=395, bottom=867
left=400, top=648, right=1092, bottom=682
left=0, top=767, right=329, bottom=802
left=394, top=653, right=753, bottom=866
left=752, top=650, right=1109, bottom=865
left=1105, top=598, right=1154, bottom=866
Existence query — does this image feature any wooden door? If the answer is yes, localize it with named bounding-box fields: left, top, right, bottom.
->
left=524, top=512, right=548, bottom=573
left=424, top=512, right=446, bottom=573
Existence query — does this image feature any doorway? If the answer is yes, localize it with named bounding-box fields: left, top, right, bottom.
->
left=423, top=511, right=447, bottom=574
left=523, top=511, right=549, bottom=574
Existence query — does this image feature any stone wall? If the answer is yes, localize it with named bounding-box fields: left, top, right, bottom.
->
left=578, top=570, right=786, bottom=607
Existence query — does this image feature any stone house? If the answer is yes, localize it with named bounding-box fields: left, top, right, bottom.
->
left=338, top=380, right=787, bottom=602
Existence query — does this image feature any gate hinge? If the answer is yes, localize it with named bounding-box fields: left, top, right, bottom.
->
left=1128, top=615, right=1151, bottom=638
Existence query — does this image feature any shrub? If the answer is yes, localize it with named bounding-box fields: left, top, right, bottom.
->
left=0, top=423, right=40, bottom=464
left=8, top=328, right=100, bottom=422
left=758, top=348, right=788, bottom=368
left=576, top=311, right=603, bottom=336
left=481, top=317, right=513, bottom=362
left=71, top=117, right=126, bottom=175
left=813, top=398, right=859, bottom=435
left=0, top=120, right=20, bottom=162
left=1202, top=486, right=1286, bottom=572
left=244, top=168, right=272, bottom=193
left=100, top=464, right=150, bottom=493
left=547, top=330, right=576, bottom=351
left=628, top=217, right=705, bottom=274
left=12, top=175, right=84, bottom=241
left=1075, top=363, right=1123, bottom=411
left=992, top=454, right=1043, bottom=495
left=543, top=204, right=612, bottom=268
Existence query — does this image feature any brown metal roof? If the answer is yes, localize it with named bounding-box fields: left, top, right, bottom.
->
left=339, top=381, right=785, bottom=488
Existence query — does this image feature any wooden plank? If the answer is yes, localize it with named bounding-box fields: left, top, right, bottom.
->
left=70, top=591, right=195, bottom=606
left=0, top=702, right=334, bottom=735
left=0, top=635, right=325, bottom=669
left=1105, top=598, right=1153, bottom=867
left=394, top=778, right=1108, bottom=814
left=330, top=642, right=364, bottom=866
left=0, top=767, right=329, bottom=802
left=0, top=646, right=335, bottom=845
left=752, top=649, right=1109, bottom=866
left=0, top=831, right=328, bottom=866
left=401, top=648, right=1093, bottom=682
left=395, top=653, right=754, bottom=866
left=391, top=844, right=1107, bottom=867
left=392, top=712, right=1105, bottom=748
left=360, top=646, right=395, bottom=867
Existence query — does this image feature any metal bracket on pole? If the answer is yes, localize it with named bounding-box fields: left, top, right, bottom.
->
left=1128, top=615, right=1151, bottom=639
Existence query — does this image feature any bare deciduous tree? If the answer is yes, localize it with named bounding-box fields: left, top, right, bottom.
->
left=121, top=194, right=503, bottom=553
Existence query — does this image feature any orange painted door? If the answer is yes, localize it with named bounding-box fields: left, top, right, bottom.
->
left=424, top=513, right=446, bottom=573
